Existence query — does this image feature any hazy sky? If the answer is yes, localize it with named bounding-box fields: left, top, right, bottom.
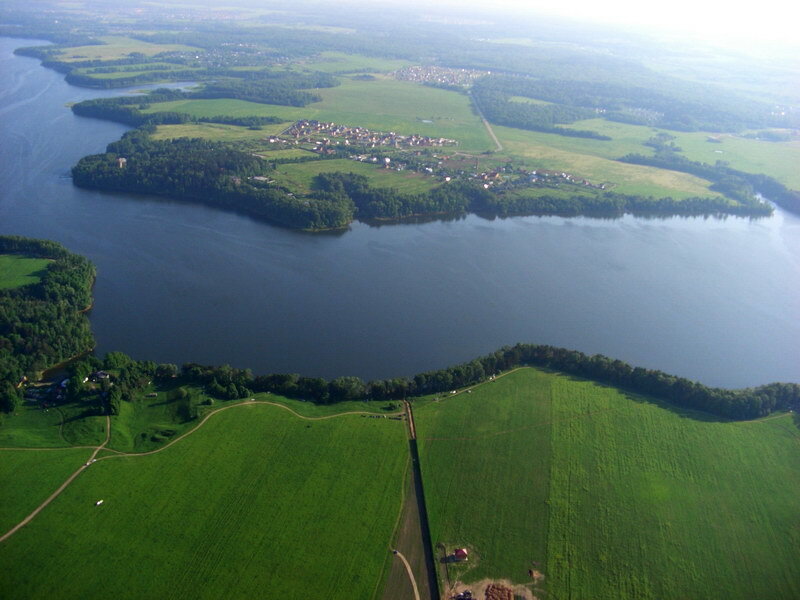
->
left=407, top=0, right=798, bottom=48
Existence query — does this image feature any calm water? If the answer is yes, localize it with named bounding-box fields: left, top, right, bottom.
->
left=2, top=38, right=799, bottom=388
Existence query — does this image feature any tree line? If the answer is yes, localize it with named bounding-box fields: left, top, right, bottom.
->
left=2, top=238, right=798, bottom=422
left=0, top=237, right=96, bottom=413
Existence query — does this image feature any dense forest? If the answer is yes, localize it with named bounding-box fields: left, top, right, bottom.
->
left=0, top=237, right=96, bottom=413
left=472, top=73, right=793, bottom=133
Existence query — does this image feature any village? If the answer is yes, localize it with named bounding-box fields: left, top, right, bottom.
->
left=267, top=119, right=459, bottom=153
left=392, top=65, right=490, bottom=88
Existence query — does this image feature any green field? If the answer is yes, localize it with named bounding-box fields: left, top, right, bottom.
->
left=0, top=448, right=93, bottom=533
left=151, top=121, right=288, bottom=142
left=73, top=63, right=203, bottom=80
left=143, top=78, right=493, bottom=152
left=0, top=254, right=51, bottom=290
left=56, top=36, right=199, bottom=62
left=295, top=51, right=412, bottom=74
left=559, top=119, right=800, bottom=190
left=495, top=125, right=721, bottom=198
left=415, top=368, right=800, bottom=599
left=273, top=159, right=438, bottom=195
left=0, top=403, right=408, bottom=599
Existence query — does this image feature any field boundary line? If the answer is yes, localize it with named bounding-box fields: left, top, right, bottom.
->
left=0, top=415, right=110, bottom=544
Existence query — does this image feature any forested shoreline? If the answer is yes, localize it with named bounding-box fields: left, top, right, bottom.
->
left=0, top=236, right=96, bottom=412
left=1, top=236, right=797, bottom=421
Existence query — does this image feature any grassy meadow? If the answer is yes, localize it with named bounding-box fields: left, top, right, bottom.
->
left=151, top=121, right=288, bottom=142
left=415, top=368, right=800, bottom=599
left=0, top=403, right=408, bottom=600
left=273, top=159, right=438, bottom=195
left=143, top=77, right=493, bottom=152
left=295, top=51, right=412, bottom=74
left=0, top=255, right=51, bottom=290
left=495, top=125, right=721, bottom=198
left=56, top=36, right=199, bottom=62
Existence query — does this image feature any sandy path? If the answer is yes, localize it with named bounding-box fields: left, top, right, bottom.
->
left=0, top=415, right=110, bottom=544
left=393, top=550, right=421, bottom=600
left=470, top=92, right=504, bottom=152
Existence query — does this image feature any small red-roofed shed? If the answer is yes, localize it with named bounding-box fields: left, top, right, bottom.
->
left=454, top=548, right=469, bottom=561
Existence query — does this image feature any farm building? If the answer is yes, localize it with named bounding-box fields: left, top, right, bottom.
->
left=454, top=547, right=469, bottom=561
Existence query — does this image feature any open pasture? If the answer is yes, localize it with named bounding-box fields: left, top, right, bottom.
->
left=561, top=118, right=800, bottom=190
left=0, top=448, right=92, bottom=534
left=296, top=51, right=412, bottom=74
left=273, top=158, right=438, bottom=195
left=416, top=368, right=800, bottom=599
left=143, top=78, right=493, bottom=152
left=0, top=403, right=408, bottom=600
left=414, top=368, right=553, bottom=590
left=0, top=254, right=50, bottom=290
left=151, top=121, right=288, bottom=143
left=55, top=36, right=199, bottom=62
left=495, top=125, right=721, bottom=198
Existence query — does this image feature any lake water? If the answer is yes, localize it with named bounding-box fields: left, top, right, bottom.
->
left=2, top=37, right=799, bottom=388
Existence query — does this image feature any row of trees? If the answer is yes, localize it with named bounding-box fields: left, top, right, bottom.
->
left=2, top=237, right=798, bottom=421
left=0, top=237, right=96, bottom=413
left=177, top=344, right=800, bottom=421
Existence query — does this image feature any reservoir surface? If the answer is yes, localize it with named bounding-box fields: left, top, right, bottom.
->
left=2, top=37, right=799, bottom=388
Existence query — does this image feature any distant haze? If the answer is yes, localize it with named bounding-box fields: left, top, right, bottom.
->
left=368, top=0, right=799, bottom=50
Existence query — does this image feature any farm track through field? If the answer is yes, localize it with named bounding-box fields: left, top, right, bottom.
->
left=393, top=550, right=421, bottom=600
left=0, top=415, right=110, bottom=544
left=469, top=92, right=503, bottom=152
left=0, top=402, right=399, bottom=544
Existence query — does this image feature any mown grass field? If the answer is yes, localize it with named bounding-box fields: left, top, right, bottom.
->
left=560, top=118, right=800, bottom=190
left=273, top=158, right=438, bottom=195
left=55, top=36, right=199, bottom=62
left=0, top=448, right=93, bottom=533
left=0, top=254, right=51, bottom=290
left=72, top=63, right=203, bottom=81
left=151, top=121, right=288, bottom=142
left=495, top=125, right=721, bottom=198
left=414, top=369, right=553, bottom=591
left=0, top=403, right=408, bottom=600
left=415, top=368, right=800, bottom=600
left=143, top=78, right=493, bottom=152
left=295, top=51, right=412, bottom=74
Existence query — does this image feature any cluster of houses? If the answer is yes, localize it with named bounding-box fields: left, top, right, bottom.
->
left=268, top=120, right=457, bottom=154
left=22, top=370, right=112, bottom=409
left=529, top=169, right=607, bottom=190
left=392, top=65, right=489, bottom=87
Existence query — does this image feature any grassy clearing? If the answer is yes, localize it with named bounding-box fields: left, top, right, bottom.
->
left=151, top=122, right=288, bottom=142
left=0, top=403, right=66, bottom=448
left=416, top=368, right=800, bottom=599
left=56, top=36, right=199, bottom=62
left=495, top=125, right=719, bottom=198
left=0, top=448, right=92, bottom=533
left=296, top=51, right=412, bottom=74
left=273, top=159, right=438, bottom=195
left=143, top=78, right=492, bottom=152
left=0, top=255, right=51, bottom=290
left=73, top=63, right=203, bottom=80
left=0, top=404, right=408, bottom=599
left=560, top=119, right=800, bottom=190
